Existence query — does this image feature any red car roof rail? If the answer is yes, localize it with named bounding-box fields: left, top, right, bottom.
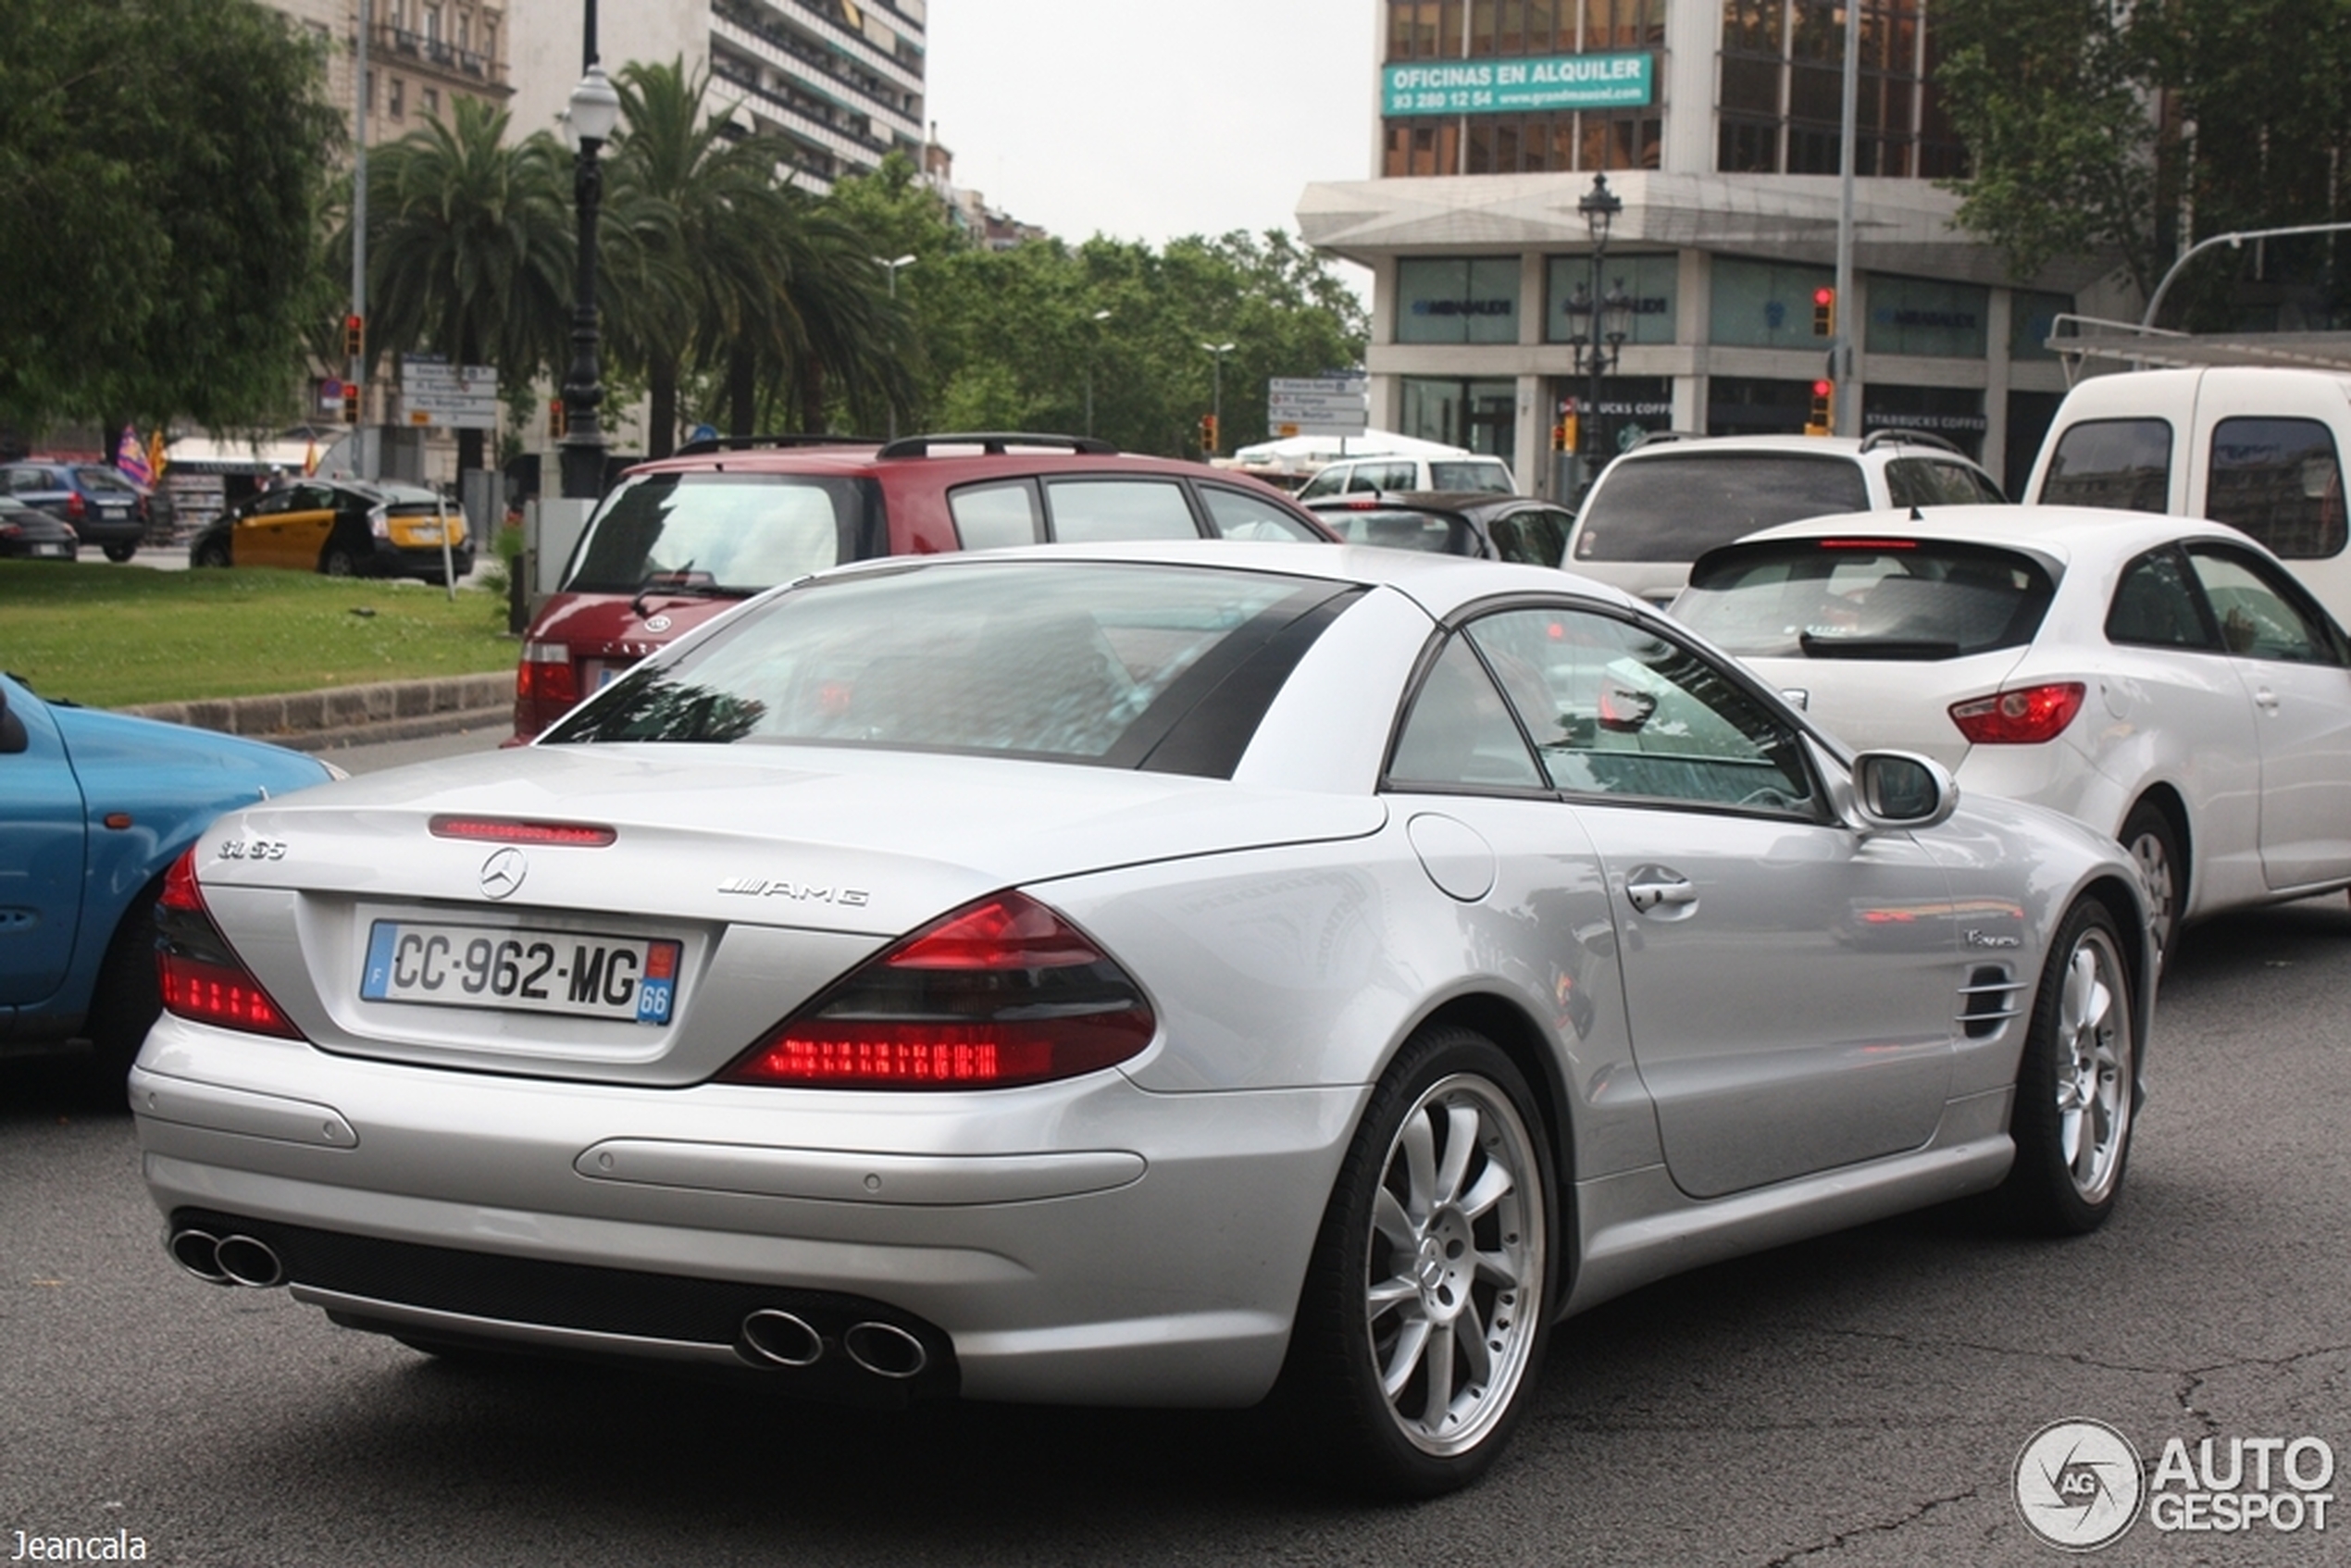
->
left=875, top=432, right=1118, bottom=458
left=672, top=434, right=879, bottom=456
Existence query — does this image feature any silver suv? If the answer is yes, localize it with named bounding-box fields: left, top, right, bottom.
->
left=1562, top=431, right=2006, bottom=604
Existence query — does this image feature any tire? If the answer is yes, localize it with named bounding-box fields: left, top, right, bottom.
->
left=81, top=878, right=165, bottom=1089
left=1276, top=1026, right=1554, bottom=1498
left=2119, top=801, right=2183, bottom=968
left=192, top=539, right=230, bottom=568
left=320, top=545, right=358, bottom=578
left=102, top=542, right=137, bottom=563
left=1993, top=899, right=2139, bottom=1236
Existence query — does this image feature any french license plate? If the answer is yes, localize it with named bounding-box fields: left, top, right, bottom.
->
left=31, top=542, right=69, bottom=558
left=361, top=920, right=680, bottom=1024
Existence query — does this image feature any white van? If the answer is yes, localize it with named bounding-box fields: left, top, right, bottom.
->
left=1295, top=452, right=1519, bottom=501
left=2026, top=367, right=2351, bottom=625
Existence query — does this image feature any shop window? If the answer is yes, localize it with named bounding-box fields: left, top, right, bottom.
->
left=1708, top=256, right=1834, bottom=350
left=1397, top=258, right=1522, bottom=346
left=1863, top=275, right=1988, bottom=358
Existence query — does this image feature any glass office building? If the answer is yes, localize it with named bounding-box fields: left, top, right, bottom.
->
left=1300, top=1, right=2123, bottom=497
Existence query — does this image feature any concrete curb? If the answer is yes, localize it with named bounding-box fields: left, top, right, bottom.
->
left=118, top=672, right=513, bottom=753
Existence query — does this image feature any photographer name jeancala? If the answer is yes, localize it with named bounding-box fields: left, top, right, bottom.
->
left=11, top=1531, right=148, bottom=1561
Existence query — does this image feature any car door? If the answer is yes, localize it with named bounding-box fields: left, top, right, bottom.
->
left=2183, top=541, right=2351, bottom=890
left=285, top=483, right=344, bottom=566
left=0, top=678, right=88, bottom=1011
left=1460, top=604, right=1961, bottom=1199
left=235, top=489, right=301, bottom=567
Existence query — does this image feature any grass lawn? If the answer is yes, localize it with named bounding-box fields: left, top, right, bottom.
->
left=0, top=559, right=517, bottom=709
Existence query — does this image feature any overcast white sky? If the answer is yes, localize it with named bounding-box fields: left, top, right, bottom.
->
left=924, top=2, right=1379, bottom=288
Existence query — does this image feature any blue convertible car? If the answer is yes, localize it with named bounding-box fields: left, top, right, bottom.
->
left=1, top=672, right=335, bottom=1080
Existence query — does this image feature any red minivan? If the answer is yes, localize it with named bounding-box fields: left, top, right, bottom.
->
left=512, top=433, right=1338, bottom=740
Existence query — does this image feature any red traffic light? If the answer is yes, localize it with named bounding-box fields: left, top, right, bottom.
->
left=1812, top=287, right=1835, bottom=306
left=1812, top=379, right=1834, bottom=396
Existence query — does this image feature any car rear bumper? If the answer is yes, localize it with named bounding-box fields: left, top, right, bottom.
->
left=131, top=1016, right=1362, bottom=1407
left=367, top=541, right=476, bottom=579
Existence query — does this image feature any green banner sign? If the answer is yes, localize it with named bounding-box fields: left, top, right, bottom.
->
left=1382, top=53, right=1653, bottom=117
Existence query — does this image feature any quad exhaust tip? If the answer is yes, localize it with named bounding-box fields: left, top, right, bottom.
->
left=167, top=1228, right=283, bottom=1289
left=737, top=1312, right=930, bottom=1379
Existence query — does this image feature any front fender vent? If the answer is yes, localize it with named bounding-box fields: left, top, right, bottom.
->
left=1958, top=965, right=2024, bottom=1039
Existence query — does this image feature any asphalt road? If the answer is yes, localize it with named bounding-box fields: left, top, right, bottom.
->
left=5, top=838, right=2346, bottom=1564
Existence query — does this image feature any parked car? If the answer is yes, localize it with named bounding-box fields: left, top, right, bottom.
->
left=2024, top=365, right=2351, bottom=628
left=0, top=671, right=337, bottom=1082
left=1673, top=504, right=2351, bottom=962
left=0, top=495, right=81, bottom=560
left=138, top=542, right=2148, bottom=1498
left=1305, top=490, right=1575, bottom=565
left=511, top=432, right=1338, bottom=740
left=0, top=459, right=151, bottom=561
left=1561, top=430, right=2008, bottom=604
left=1294, top=450, right=1519, bottom=501
left=187, top=478, right=474, bottom=583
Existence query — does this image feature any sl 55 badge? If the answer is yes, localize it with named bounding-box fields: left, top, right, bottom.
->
left=217, top=838, right=289, bottom=862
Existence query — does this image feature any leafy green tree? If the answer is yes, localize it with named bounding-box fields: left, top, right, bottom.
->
left=0, top=0, right=343, bottom=432
left=1940, top=0, right=2351, bottom=325
left=342, top=98, right=575, bottom=477
left=605, top=61, right=913, bottom=451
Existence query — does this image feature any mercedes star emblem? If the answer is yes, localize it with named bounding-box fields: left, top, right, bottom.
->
left=479, top=847, right=529, bottom=900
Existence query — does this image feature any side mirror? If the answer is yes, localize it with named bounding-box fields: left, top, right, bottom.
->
left=1846, top=750, right=1957, bottom=832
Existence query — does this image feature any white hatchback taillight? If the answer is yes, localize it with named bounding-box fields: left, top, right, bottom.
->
left=717, top=891, right=1154, bottom=1089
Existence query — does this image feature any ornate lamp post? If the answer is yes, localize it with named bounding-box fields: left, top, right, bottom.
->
left=1567, top=173, right=1635, bottom=494
left=871, top=253, right=915, bottom=440
left=558, top=62, right=621, bottom=499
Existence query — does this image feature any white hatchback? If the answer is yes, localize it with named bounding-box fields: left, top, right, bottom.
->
left=1674, top=504, right=2351, bottom=960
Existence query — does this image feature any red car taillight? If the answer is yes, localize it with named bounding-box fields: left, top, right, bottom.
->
left=67, top=492, right=86, bottom=520
left=155, top=850, right=304, bottom=1039
left=718, top=891, right=1155, bottom=1090
left=516, top=641, right=580, bottom=707
left=1949, top=682, right=2086, bottom=745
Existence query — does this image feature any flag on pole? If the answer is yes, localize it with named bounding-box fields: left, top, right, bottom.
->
left=115, top=425, right=153, bottom=486
left=304, top=440, right=320, bottom=476
left=147, top=429, right=168, bottom=481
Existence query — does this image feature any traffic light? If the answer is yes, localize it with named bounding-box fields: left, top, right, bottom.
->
left=341, top=382, right=362, bottom=425
left=343, top=313, right=365, bottom=360
left=1811, top=286, right=1835, bottom=338
left=1199, top=412, right=1218, bottom=454
left=1559, top=408, right=1579, bottom=454
left=548, top=397, right=567, bottom=439
left=1806, top=379, right=1835, bottom=436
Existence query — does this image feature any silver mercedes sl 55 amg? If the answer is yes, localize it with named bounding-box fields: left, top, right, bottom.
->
left=132, top=541, right=2153, bottom=1496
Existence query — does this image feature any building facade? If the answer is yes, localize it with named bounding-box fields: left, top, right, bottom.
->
left=1298, top=0, right=2133, bottom=498
left=505, top=0, right=926, bottom=193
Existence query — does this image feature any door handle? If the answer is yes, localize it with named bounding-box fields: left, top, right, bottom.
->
left=2254, top=685, right=2281, bottom=715
left=1625, top=874, right=1698, bottom=912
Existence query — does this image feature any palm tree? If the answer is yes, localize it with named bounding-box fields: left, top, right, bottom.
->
left=606, top=60, right=916, bottom=450
left=347, top=98, right=572, bottom=479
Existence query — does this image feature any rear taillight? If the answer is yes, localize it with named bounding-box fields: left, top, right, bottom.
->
left=155, top=850, right=304, bottom=1038
left=718, top=891, right=1155, bottom=1090
left=67, top=492, right=85, bottom=520
left=516, top=641, right=580, bottom=707
left=1949, top=682, right=2086, bottom=745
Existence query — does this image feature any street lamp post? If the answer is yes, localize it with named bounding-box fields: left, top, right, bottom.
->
left=871, top=253, right=915, bottom=440
left=558, top=61, right=621, bottom=500
left=1200, top=341, right=1235, bottom=454
left=1567, top=173, right=1634, bottom=496
left=1083, top=308, right=1112, bottom=436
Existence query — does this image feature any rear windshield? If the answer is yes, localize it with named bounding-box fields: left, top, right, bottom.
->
left=1677, top=539, right=2057, bottom=660
left=1318, top=507, right=1472, bottom=554
left=1426, top=461, right=1514, bottom=494
left=2035, top=417, right=2171, bottom=512
left=563, top=472, right=878, bottom=594
left=546, top=560, right=1338, bottom=766
left=74, top=467, right=141, bottom=495
left=1572, top=454, right=1871, bottom=563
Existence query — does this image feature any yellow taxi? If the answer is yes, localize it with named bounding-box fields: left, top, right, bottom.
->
left=187, top=479, right=475, bottom=583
